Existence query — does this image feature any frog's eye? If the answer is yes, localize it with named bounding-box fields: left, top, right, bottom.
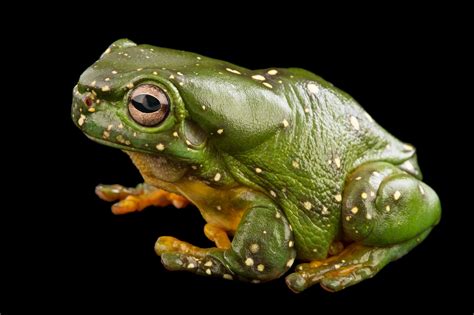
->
left=128, top=84, right=170, bottom=126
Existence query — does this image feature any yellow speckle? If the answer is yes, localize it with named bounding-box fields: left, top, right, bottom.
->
left=255, top=168, right=262, bottom=173
left=179, top=82, right=184, bottom=86
left=250, top=244, right=260, bottom=253
left=286, top=258, right=295, bottom=267
left=334, top=264, right=341, bottom=269
left=321, top=206, right=329, bottom=215
left=111, top=70, right=118, bottom=75
left=355, top=176, right=362, bottom=180
left=345, top=216, right=351, bottom=221
left=292, top=160, right=300, bottom=169
left=304, top=107, right=310, bottom=113
left=169, top=74, right=175, bottom=79
left=205, top=269, right=212, bottom=275
left=282, top=119, right=289, bottom=128
left=173, top=131, right=179, bottom=137
left=201, top=105, right=206, bottom=110
left=217, top=128, right=224, bottom=134
left=103, top=48, right=111, bottom=54
left=251, top=74, right=266, bottom=81
left=101, top=85, right=110, bottom=92
left=267, top=69, right=278, bottom=75
left=245, top=258, right=254, bottom=266
left=223, top=274, right=233, bottom=280
left=278, top=80, right=283, bottom=84
left=196, top=56, right=202, bottom=60
left=275, top=212, right=281, bottom=219
left=385, top=205, right=391, bottom=212
left=104, top=77, right=110, bottom=81
left=78, top=114, right=86, bottom=126
left=307, top=83, right=319, bottom=94
left=370, top=191, right=375, bottom=197
left=204, top=261, right=213, bottom=267
left=270, top=190, right=277, bottom=197
left=91, top=80, right=96, bottom=87
left=185, top=140, right=192, bottom=146
left=126, top=83, right=134, bottom=89
left=334, top=194, right=342, bottom=202
left=177, top=72, right=184, bottom=76
left=262, top=82, right=273, bottom=89
left=214, top=173, right=221, bottom=181
left=88, top=107, right=95, bottom=112
left=403, top=144, right=414, bottom=151
left=361, top=192, right=368, bottom=199
left=137, top=68, right=143, bottom=71
left=334, top=157, right=341, bottom=169
left=187, top=263, right=195, bottom=269
left=350, top=116, right=360, bottom=130
left=394, top=191, right=401, bottom=200
left=107, top=124, right=113, bottom=131
left=419, top=184, right=425, bottom=195
left=351, top=207, right=359, bottom=214
left=152, top=71, right=158, bottom=75
left=118, top=123, right=124, bottom=129
left=366, top=213, right=372, bottom=220
left=102, top=131, right=110, bottom=139
left=226, top=68, right=241, bottom=75
left=257, top=264, right=265, bottom=272
left=156, top=143, right=165, bottom=151
left=303, top=201, right=312, bottom=210
left=289, top=241, right=294, bottom=248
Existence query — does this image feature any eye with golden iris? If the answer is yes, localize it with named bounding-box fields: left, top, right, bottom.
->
left=128, top=84, right=170, bottom=126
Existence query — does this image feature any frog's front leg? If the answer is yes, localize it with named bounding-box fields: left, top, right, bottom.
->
left=286, top=161, right=441, bottom=292
left=155, top=194, right=296, bottom=283
left=95, top=183, right=189, bottom=215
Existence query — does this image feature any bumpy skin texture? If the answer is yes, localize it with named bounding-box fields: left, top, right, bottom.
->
left=72, top=39, right=441, bottom=292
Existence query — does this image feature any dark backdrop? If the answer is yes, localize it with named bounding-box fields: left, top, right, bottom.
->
left=2, top=10, right=469, bottom=313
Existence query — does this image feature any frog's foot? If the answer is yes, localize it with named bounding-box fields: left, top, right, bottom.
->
left=286, top=230, right=431, bottom=292
left=95, top=183, right=189, bottom=215
left=155, top=201, right=296, bottom=283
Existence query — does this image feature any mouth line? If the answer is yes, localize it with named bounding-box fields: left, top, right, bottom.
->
left=85, top=134, right=153, bottom=155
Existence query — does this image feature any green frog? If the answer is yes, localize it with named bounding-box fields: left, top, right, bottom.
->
left=72, top=39, right=441, bottom=292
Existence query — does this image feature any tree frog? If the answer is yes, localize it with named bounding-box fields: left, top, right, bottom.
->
left=72, top=39, right=441, bottom=292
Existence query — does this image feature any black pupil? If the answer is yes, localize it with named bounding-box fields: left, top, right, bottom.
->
left=131, top=94, right=161, bottom=113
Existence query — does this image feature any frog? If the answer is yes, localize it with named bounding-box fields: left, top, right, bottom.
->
left=72, top=39, right=441, bottom=292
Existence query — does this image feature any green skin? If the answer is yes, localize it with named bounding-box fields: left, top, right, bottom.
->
left=72, top=39, right=441, bottom=292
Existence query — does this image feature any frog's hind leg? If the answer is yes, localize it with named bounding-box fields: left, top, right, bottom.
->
left=155, top=196, right=296, bottom=283
left=95, top=183, right=189, bottom=215
left=286, top=161, right=441, bottom=292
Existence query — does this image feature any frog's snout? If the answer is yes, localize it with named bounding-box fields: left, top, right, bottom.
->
left=71, top=86, right=97, bottom=129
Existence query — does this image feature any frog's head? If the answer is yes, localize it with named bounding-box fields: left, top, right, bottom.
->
left=72, top=39, right=290, bottom=184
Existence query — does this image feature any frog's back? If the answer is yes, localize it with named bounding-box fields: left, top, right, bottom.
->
left=226, top=67, right=418, bottom=260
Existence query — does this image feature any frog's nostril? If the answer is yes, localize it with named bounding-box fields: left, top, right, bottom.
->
left=84, top=97, right=93, bottom=107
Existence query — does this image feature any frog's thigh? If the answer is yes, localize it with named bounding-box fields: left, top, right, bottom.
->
left=159, top=205, right=296, bottom=283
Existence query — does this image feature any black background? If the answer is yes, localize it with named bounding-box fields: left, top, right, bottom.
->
left=2, top=8, right=470, bottom=313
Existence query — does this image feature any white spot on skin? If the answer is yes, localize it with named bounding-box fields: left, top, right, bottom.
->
left=88, top=107, right=95, bottom=113
left=303, top=201, right=312, bottom=210
left=251, top=74, right=266, bottom=81
left=263, top=230, right=267, bottom=234
left=275, top=212, right=281, bottom=219
left=78, top=114, right=86, bottom=126
left=351, top=207, right=359, bottom=214
left=185, top=140, right=192, bottom=146
left=102, top=131, right=110, bottom=139
left=118, top=124, right=124, bottom=129
left=334, top=264, right=341, bottom=269
left=321, top=206, right=329, bottom=215
left=307, top=83, right=319, bottom=94
left=257, top=264, right=265, bottom=272
left=262, top=82, right=273, bottom=89
left=216, top=206, right=222, bottom=211
left=173, top=131, right=179, bottom=137
left=101, top=86, right=110, bottom=92
left=345, top=215, right=351, bottom=221
left=419, top=184, right=425, bottom=195
left=205, top=269, right=212, bottom=275
left=104, top=77, right=110, bottom=81
left=187, top=263, right=195, bottom=269
left=177, top=72, right=184, bottom=76
left=350, top=116, right=360, bottom=130
left=270, top=190, right=277, bottom=197
left=136, top=68, right=143, bottom=71
left=366, top=213, right=372, bottom=220
left=370, top=191, right=375, bottom=197
left=394, top=191, right=401, bottom=200
left=249, top=244, right=260, bottom=253
left=126, top=83, right=134, bottom=89
left=304, top=107, right=310, bottom=113
left=223, top=274, right=233, bottom=280
left=201, top=105, right=206, bottom=110
left=355, top=176, right=362, bottom=181
left=267, top=69, right=279, bottom=75
left=204, top=261, right=213, bottom=267
left=361, top=192, right=368, bottom=199
left=226, top=68, right=241, bottom=75
left=282, top=119, right=289, bottom=128
left=103, top=48, right=111, bottom=55
left=286, top=258, right=295, bottom=267
left=334, top=194, right=342, bottom=202
left=292, top=160, right=300, bottom=169
left=169, top=75, right=175, bottom=79
left=255, top=168, right=262, bottom=173
left=289, top=241, right=294, bottom=248
left=245, top=258, right=254, bottom=266
left=386, top=205, right=391, bottom=212
left=217, top=128, right=224, bottom=134
left=214, top=173, right=221, bottom=181
left=334, top=157, right=341, bottom=169
left=156, top=143, right=165, bottom=151
left=179, top=82, right=184, bottom=86
left=91, top=80, right=96, bottom=87
left=152, top=71, right=158, bottom=75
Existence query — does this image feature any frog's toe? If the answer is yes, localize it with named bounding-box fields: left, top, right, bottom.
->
left=285, top=272, right=307, bottom=293
left=95, top=184, right=129, bottom=202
